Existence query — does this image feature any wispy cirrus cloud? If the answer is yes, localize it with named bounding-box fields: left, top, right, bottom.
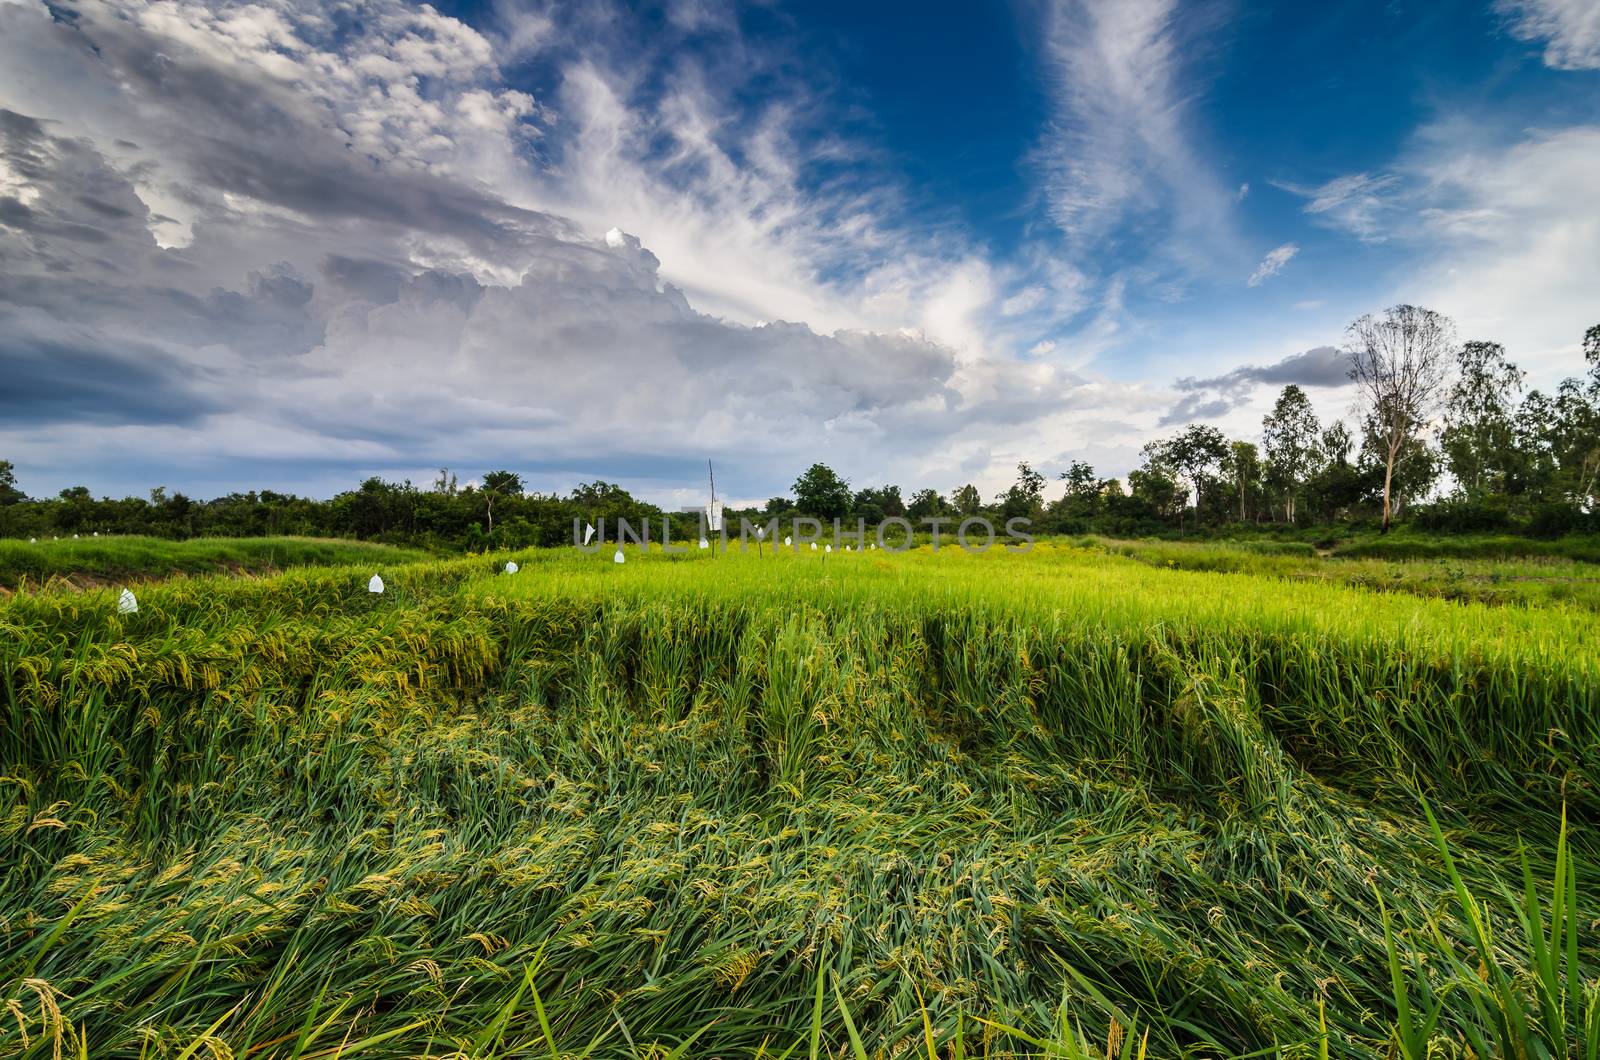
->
left=1247, top=243, right=1298, bottom=287
left=1496, top=0, right=1600, bottom=69
left=474, top=0, right=1120, bottom=387
left=1030, top=0, right=1238, bottom=268
left=1257, top=118, right=1600, bottom=386
left=1275, top=172, right=1400, bottom=242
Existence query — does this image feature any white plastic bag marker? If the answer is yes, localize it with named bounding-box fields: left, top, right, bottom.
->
left=784, top=536, right=791, bottom=546
left=368, top=574, right=384, bottom=594
left=505, top=561, right=519, bottom=574
left=93, top=531, right=99, bottom=537
left=613, top=548, right=626, bottom=564
left=584, top=523, right=596, bottom=545
left=825, top=544, right=832, bottom=554
left=699, top=539, right=709, bottom=549
left=118, top=588, right=138, bottom=614
left=756, top=527, right=766, bottom=540
left=810, top=542, right=818, bottom=551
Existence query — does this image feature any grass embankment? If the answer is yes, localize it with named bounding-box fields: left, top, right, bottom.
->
left=1330, top=532, right=1600, bottom=563
left=1082, top=535, right=1600, bottom=611
left=0, top=535, right=432, bottom=592
left=1, top=543, right=1596, bottom=1057
left=1166, top=525, right=1600, bottom=564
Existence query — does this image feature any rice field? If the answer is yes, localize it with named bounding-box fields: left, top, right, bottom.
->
left=0, top=536, right=432, bottom=593
left=1, top=541, right=1596, bottom=1058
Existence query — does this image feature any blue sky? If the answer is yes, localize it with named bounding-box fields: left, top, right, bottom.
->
left=1, top=0, right=1596, bottom=507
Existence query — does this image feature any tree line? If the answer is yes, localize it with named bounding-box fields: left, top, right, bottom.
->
left=0, top=468, right=669, bottom=552
left=777, top=307, right=1598, bottom=537
left=3, top=306, right=1596, bottom=546
left=1125, top=307, right=1600, bottom=535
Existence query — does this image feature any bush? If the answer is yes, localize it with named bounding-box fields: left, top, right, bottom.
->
left=1411, top=498, right=1512, bottom=533
left=1528, top=501, right=1596, bottom=539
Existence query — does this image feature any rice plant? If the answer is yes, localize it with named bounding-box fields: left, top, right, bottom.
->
left=0, top=542, right=1594, bottom=1057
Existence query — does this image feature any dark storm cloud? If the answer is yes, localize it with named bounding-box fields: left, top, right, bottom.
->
left=0, top=270, right=326, bottom=360
left=1159, top=393, right=1234, bottom=425
left=65, top=16, right=571, bottom=254
left=0, top=317, right=220, bottom=426
left=1160, top=345, right=1349, bottom=425
left=0, top=108, right=152, bottom=246
left=321, top=256, right=408, bottom=305
left=1, top=10, right=572, bottom=265
left=0, top=197, right=113, bottom=242
left=1, top=105, right=333, bottom=357
left=1194, top=345, right=1351, bottom=390
left=0, top=107, right=50, bottom=170
left=186, top=133, right=567, bottom=251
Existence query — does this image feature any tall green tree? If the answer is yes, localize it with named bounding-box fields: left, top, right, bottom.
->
left=1057, top=460, right=1101, bottom=518
left=481, top=470, right=523, bottom=534
left=907, top=488, right=947, bottom=519
left=1223, top=441, right=1262, bottom=522
left=952, top=483, right=983, bottom=516
left=1580, top=324, right=1600, bottom=503
left=998, top=463, right=1046, bottom=520
left=1305, top=423, right=1369, bottom=522
left=1261, top=385, right=1321, bottom=523
left=1058, top=460, right=1096, bottom=495
left=0, top=461, right=23, bottom=506
left=1320, top=421, right=1353, bottom=466
left=1127, top=467, right=1181, bottom=522
left=1511, top=390, right=1560, bottom=497
left=1359, top=410, right=1441, bottom=519
left=792, top=463, right=852, bottom=520
left=1508, top=327, right=1599, bottom=508
left=1550, top=379, right=1599, bottom=506
left=1440, top=341, right=1524, bottom=497
left=1346, top=305, right=1455, bottom=532
left=852, top=485, right=905, bottom=524
left=1148, top=425, right=1228, bottom=529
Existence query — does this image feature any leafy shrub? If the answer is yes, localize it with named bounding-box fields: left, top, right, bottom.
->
left=1412, top=498, right=1513, bottom=533
left=1528, top=501, right=1597, bottom=539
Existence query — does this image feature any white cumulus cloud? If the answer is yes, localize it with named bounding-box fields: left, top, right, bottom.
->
left=0, top=0, right=1160, bottom=500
